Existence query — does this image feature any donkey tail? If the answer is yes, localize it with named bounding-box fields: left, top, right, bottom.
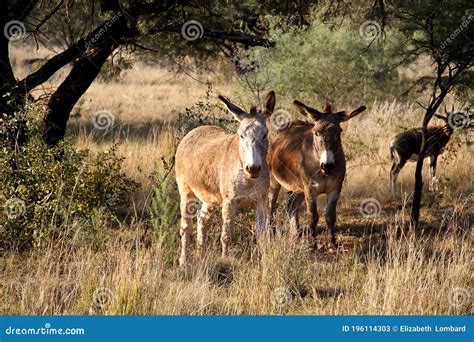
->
left=390, top=141, right=401, bottom=165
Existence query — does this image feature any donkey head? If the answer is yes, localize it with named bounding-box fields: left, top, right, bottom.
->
left=433, top=104, right=456, bottom=135
left=219, top=91, right=276, bottom=178
left=293, top=100, right=366, bottom=175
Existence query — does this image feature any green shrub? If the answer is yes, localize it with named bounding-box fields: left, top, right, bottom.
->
left=239, top=15, right=407, bottom=105
left=0, top=109, right=137, bottom=252
left=150, top=165, right=180, bottom=266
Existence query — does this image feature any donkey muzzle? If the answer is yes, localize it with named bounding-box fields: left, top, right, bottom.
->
left=320, top=162, right=335, bottom=175
left=245, top=165, right=261, bottom=178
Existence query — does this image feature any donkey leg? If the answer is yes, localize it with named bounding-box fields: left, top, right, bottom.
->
left=325, top=190, right=340, bottom=246
left=390, top=160, right=406, bottom=196
left=304, top=187, right=319, bottom=239
left=221, top=200, right=236, bottom=257
left=429, top=155, right=438, bottom=191
left=256, top=196, right=270, bottom=247
left=287, top=192, right=304, bottom=237
left=178, top=190, right=195, bottom=267
left=390, top=162, right=397, bottom=195
left=197, top=202, right=211, bottom=259
left=268, top=180, right=281, bottom=235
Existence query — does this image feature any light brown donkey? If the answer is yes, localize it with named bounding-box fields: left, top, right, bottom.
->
left=175, top=91, right=276, bottom=266
left=268, top=100, right=366, bottom=246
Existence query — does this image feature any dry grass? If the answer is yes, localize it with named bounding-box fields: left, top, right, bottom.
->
left=1, top=213, right=471, bottom=315
left=1, top=47, right=472, bottom=315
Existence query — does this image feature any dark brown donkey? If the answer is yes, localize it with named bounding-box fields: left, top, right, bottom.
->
left=390, top=111, right=454, bottom=195
left=268, top=101, right=366, bottom=245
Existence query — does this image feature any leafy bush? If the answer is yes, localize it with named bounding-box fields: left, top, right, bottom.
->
left=150, top=164, right=180, bottom=266
left=239, top=16, right=407, bottom=105
left=0, top=109, right=137, bottom=252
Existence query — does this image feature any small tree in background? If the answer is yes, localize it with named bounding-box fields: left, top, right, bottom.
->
left=387, top=0, right=473, bottom=226
left=239, top=15, right=407, bottom=104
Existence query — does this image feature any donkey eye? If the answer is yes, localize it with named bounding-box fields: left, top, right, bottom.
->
left=262, top=133, right=268, bottom=140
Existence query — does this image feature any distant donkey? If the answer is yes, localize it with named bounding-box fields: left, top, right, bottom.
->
left=268, top=101, right=366, bottom=246
left=390, top=109, right=454, bottom=195
left=175, top=91, right=276, bottom=266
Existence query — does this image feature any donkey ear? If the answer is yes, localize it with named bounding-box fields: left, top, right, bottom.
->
left=262, top=90, right=276, bottom=118
left=218, top=95, right=248, bottom=122
left=335, top=106, right=367, bottom=122
left=434, top=114, right=447, bottom=121
left=293, top=100, right=323, bottom=121
left=322, top=102, right=332, bottom=113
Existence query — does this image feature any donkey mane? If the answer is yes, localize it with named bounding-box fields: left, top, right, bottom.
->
left=291, top=119, right=313, bottom=127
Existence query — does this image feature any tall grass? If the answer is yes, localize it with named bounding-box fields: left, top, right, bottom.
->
left=0, top=209, right=471, bottom=315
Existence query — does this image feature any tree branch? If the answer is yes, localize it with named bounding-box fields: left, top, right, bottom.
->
left=20, top=10, right=127, bottom=92
left=206, top=29, right=275, bottom=47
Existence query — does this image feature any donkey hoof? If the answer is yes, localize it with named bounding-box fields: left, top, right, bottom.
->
left=328, top=236, right=338, bottom=248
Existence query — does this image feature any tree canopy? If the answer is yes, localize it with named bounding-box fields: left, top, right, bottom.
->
left=1, top=0, right=472, bottom=149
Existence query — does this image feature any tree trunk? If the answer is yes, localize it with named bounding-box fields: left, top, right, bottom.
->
left=42, top=42, right=118, bottom=146
left=410, top=130, right=426, bottom=227
left=0, top=2, right=18, bottom=114
left=42, top=11, right=127, bottom=146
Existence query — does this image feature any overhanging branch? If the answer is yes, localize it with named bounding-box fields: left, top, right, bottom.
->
left=20, top=11, right=127, bottom=92
left=206, top=29, right=275, bottom=47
